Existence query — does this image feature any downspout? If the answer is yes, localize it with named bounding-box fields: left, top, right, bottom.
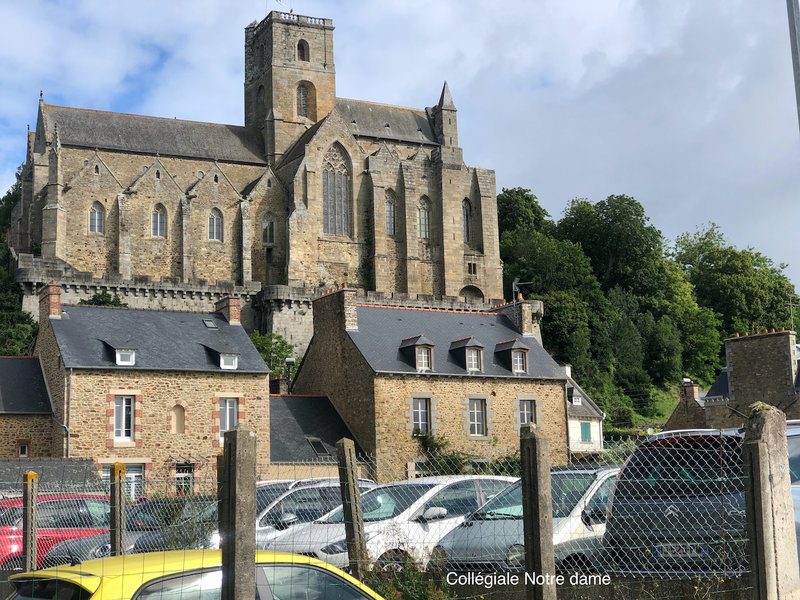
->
left=51, top=368, right=71, bottom=457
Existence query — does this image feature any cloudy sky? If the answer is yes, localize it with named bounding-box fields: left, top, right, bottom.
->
left=2, top=0, right=800, bottom=286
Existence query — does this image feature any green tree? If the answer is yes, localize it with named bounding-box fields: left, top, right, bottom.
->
left=0, top=165, right=22, bottom=236
left=79, top=292, right=128, bottom=307
left=249, top=331, right=294, bottom=373
left=496, top=187, right=551, bottom=237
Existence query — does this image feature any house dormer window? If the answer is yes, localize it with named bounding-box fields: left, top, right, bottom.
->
left=466, top=347, right=482, bottom=372
left=416, top=346, right=432, bottom=371
left=512, top=350, right=527, bottom=373
left=220, top=353, right=239, bottom=370
left=116, top=349, right=135, bottom=366
left=568, top=386, right=581, bottom=405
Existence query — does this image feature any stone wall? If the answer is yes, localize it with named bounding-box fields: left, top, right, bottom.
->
left=0, top=416, right=54, bottom=460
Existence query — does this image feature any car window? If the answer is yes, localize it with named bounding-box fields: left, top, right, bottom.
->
left=788, top=434, right=800, bottom=485
left=135, top=568, right=222, bottom=600
left=0, top=506, right=22, bottom=527
left=473, top=482, right=522, bottom=520
left=588, top=476, right=615, bottom=512
left=424, top=481, right=479, bottom=516
left=10, top=578, right=91, bottom=600
left=551, top=473, right=594, bottom=518
left=257, top=484, right=293, bottom=513
left=83, top=498, right=110, bottom=528
left=478, top=479, right=512, bottom=503
left=37, top=499, right=90, bottom=529
left=260, top=564, right=371, bottom=600
left=323, top=484, right=435, bottom=523
left=261, top=488, right=327, bottom=526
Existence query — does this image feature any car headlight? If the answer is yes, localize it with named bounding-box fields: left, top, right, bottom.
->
left=92, top=543, right=111, bottom=559
left=429, top=545, right=447, bottom=569
left=320, top=539, right=348, bottom=555
left=506, top=544, right=525, bottom=568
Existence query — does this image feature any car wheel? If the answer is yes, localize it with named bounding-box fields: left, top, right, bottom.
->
left=377, top=549, right=414, bottom=571
left=557, top=554, right=594, bottom=575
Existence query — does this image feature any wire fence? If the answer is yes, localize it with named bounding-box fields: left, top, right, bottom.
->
left=0, top=431, right=793, bottom=600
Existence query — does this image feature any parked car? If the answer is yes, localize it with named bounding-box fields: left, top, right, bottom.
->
left=43, top=496, right=221, bottom=566
left=263, top=475, right=515, bottom=569
left=431, top=465, right=619, bottom=573
left=8, top=549, right=388, bottom=600
left=256, top=480, right=375, bottom=548
left=132, top=495, right=219, bottom=553
left=603, top=422, right=800, bottom=575
left=0, top=493, right=110, bottom=570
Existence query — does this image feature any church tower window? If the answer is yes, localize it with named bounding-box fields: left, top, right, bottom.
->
left=297, top=39, right=309, bottom=62
left=152, top=204, right=167, bottom=238
left=297, top=84, right=308, bottom=118
left=462, top=199, right=471, bottom=243
left=262, top=218, right=275, bottom=244
left=209, top=208, right=223, bottom=241
left=89, top=202, right=104, bottom=234
left=418, top=198, right=430, bottom=239
left=385, top=191, right=396, bottom=236
left=322, top=144, right=350, bottom=236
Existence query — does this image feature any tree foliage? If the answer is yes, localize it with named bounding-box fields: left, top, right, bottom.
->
left=79, top=292, right=128, bottom=307
left=249, top=331, right=295, bottom=374
left=496, top=187, right=551, bottom=237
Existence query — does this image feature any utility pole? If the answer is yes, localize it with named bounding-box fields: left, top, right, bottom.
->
left=787, top=0, right=800, bottom=133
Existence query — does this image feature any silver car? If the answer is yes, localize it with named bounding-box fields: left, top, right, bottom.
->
left=431, top=466, right=620, bottom=573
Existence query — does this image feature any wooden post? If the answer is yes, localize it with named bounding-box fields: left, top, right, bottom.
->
left=520, top=424, right=556, bottom=600
left=336, top=438, right=367, bottom=580
left=742, top=404, right=800, bottom=600
left=109, top=462, right=126, bottom=556
left=220, top=427, right=257, bottom=600
left=22, top=471, right=38, bottom=572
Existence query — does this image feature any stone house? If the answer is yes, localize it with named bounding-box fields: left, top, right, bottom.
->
left=291, top=287, right=582, bottom=478
left=34, top=282, right=272, bottom=496
left=0, top=357, right=53, bottom=460
left=665, top=328, right=800, bottom=429
left=10, top=10, right=504, bottom=356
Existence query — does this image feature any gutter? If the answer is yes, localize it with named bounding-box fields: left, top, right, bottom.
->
left=51, top=368, right=71, bottom=457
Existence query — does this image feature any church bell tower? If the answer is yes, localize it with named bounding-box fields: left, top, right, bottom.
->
left=244, top=11, right=337, bottom=165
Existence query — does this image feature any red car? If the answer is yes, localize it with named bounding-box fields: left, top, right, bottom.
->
left=0, top=493, right=110, bottom=569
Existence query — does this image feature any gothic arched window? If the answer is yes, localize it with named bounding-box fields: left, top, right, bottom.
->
left=209, top=208, right=223, bottom=241
left=462, top=199, right=472, bottom=243
left=418, top=197, right=430, bottom=239
left=89, top=202, right=104, bottom=234
left=322, top=145, right=350, bottom=236
left=262, top=217, right=275, bottom=245
left=152, top=204, right=167, bottom=238
left=297, top=84, right=308, bottom=118
left=385, top=191, right=396, bottom=236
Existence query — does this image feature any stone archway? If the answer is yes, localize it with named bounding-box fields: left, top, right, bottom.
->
left=459, top=285, right=484, bottom=301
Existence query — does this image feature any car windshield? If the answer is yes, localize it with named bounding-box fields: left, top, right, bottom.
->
left=616, top=435, right=743, bottom=500
left=472, top=472, right=595, bottom=521
left=322, top=484, right=435, bottom=523
left=10, top=578, right=89, bottom=600
left=257, top=484, right=293, bottom=513
left=788, top=434, right=800, bottom=485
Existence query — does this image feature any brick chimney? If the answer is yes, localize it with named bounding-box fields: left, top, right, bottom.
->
left=38, top=280, right=62, bottom=322
left=214, top=295, right=241, bottom=325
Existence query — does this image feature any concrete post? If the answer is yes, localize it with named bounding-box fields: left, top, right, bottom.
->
left=743, top=403, right=800, bottom=600
left=520, top=423, right=556, bottom=600
left=336, top=438, right=367, bottom=580
left=109, top=462, right=127, bottom=556
left=219, top=427, right=257, bottom=600
left=22, top=471, right=38, bottom=572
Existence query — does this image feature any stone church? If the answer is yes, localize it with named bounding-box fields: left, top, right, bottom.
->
left=10, top=10, right=504, bottom=352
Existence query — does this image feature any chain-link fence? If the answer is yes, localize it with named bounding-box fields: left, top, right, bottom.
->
left=1, top=425, right=797, bottom=600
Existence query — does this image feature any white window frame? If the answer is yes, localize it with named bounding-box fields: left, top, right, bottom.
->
left=511, top=350, right=527, bottom=373
left=18, top=444, right=28, bottom=458
left=466, top=348, right=482, bottom=372
left=220, top=354, right=238, bottom=370
left=416, top=346, right=432, bottom=371
left=468, top=397, right=487, bottom=436
left=152, top=205, right=166, bottom=237
left=114, top=396, right=134, bottom=441
left=209, top=209, right=223, bottom=241
left=520, top=399, right=535, bottom=425
left=89, top=203, right=104, bottom=234
left=219, top=398, right=238, bottom=439
left=411, top=397, right=430, bottom=436
left=418, top=205, right=430, bottom=239
left=115, top=349, right=135, bottom=366
left=175, top=463, right=194, bottom=495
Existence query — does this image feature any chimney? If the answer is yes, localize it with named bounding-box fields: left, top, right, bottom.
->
left=39, top=281, right=61, bottom=322
left=562, top=364, right=572, bottom=378
left=312, top=286, right=358, bottom=334
left=679, top=378, right=700, bottom=403
left=490, top=298, right=543, bottom=345
left=215, top=295, right=241, bottom=325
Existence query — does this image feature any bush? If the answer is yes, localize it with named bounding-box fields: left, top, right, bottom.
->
left=361, top=556, right=452, bottom=600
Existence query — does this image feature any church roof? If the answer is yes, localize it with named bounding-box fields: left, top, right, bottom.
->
left=40, top=104, right=266, bottom=165
left=335, top=99, right=438, bottom=145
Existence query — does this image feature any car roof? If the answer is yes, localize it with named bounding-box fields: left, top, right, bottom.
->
left=0, top=493, right=108, bottom=507
left=645, top=428, right=745, bottom=442
left=10, top=550, right=384, bottom=599
left=378, top=475, right=516, bottom=487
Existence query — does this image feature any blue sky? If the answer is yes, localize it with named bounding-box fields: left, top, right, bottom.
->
left=2, top=0, right=800, bottom=288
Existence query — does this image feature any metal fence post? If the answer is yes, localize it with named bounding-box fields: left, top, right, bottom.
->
left=22, top=471, right=38, bottom=572
left=742, top=404, right=800, bottom=600
left=109, top=462, right=126, bottom=556
left=520, top=424, right=556, bottom=600
left=220, top=427, right=257, bottom=600
left=336, top=438, right=367, bottom=580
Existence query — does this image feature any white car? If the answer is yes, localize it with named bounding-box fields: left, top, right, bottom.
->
left=263, top=475, right=515, bottom=569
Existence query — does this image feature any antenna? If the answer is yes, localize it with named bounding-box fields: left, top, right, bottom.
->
left=788, top=293, right=797, bottom=330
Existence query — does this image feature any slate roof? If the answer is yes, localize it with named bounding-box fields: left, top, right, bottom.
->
left=0, top=460, right=101, bottom=493
left=269, top=395, right=364, bottom=462
left=347, top=305, right=565, bottom=379
left=42, top=104, right=266, bottom=164
left=0, top=358, right=51, bottom=414
left=335, top=99, right=438, bottom=145
left=565, top=377, right=604, bottom=420
left=50, top=305, right=269, bottom=374
left=705, top=367, right=730, bottom=400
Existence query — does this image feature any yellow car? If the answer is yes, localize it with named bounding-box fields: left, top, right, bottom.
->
left=8, top=550, right=386, bottom=600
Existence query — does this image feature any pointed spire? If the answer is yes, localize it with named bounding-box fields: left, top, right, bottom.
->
left=39, top=90, right=43, bottom=102
left=438, top=81, right=455, bottom=110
